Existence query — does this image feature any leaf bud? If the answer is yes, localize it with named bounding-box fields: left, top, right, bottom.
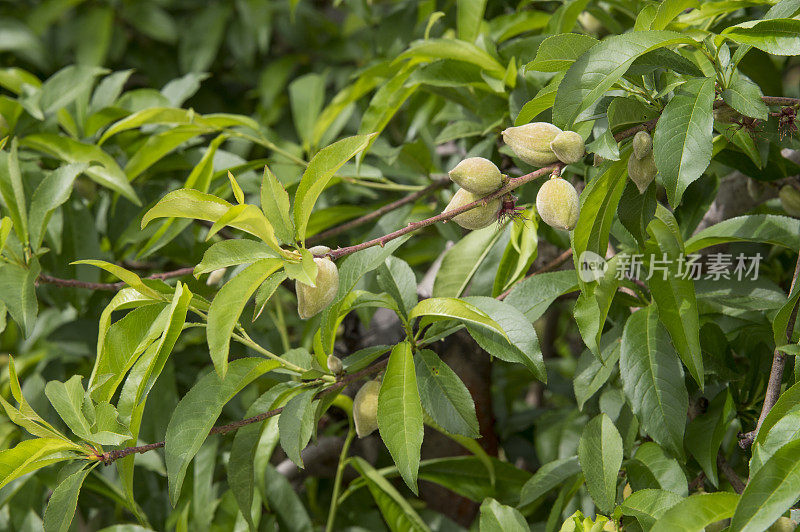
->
left=632, top=131, right=653, bottom=160
left=627, top=153, right=657, bottom=194
left=550, top=130, right=585, bottom=164
left=326, top=354, right=343, bottom=374
left=502, top=122, right=563, bottom=166
left=296, top=256, right=339, bottom=319
left=448, top=157, right=503, bottom=195
left=780, top=185, right=800, bottom=217
left=353, top=379, right=381, bottom=438
left=536, top=177, right=580, bottom=231
left=443, top=188, right=502, bottom=230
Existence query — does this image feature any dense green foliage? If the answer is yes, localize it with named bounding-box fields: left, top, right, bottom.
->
left=1, top=0, right=800, bottom=530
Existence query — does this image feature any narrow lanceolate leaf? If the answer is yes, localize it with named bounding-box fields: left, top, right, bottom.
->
left=350, top=457, right=430, bottom=532
left=553, top=31, right=695, bottom=128
left=408, top=297, right=506, bottom=339
left=278, top=389, right=316, bottom=467
left=620, top=307, right=688, bottom=458
left=478, top=498, right=528, bottom=532
left=652, top=492, right=739, bottom=532
left=722, top=18, right=800, bottom=56
left=414, top=349, right=479, bottom=438
left=645, top=206, right=703, bottom=388
left=518, top=456, right=582, bottom=509
left=685, top=390, right=735, bottom=486
left=0, top=438, right=78, bottom=490
left=377, top=342, right=424, bottom=494
left=722, top=72, right=769, bottom=121
left=43, top=465, right=94, bottom=532
left=206, top=259, right=283, bottom=377
left=730, top=440, right=800, bottom=532
left=44, top=376, right=93, bottom=440
left=165, top=358, right=280, bottom=504
left=684, top=215, right=800, bottom=254
left=0, top=140, right=28, bottom=245
left=525, top=33, right=598, bottom=72
left=377, top=256, right=418, bottom=318
left=261, top=165, right=294, bottom=244
left=653, top=77, right=715, bottom=207
left=577, top=413, right=623, bottom=514
left=292, top=134, right=374, bottom=243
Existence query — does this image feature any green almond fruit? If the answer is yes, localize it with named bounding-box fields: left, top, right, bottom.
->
left=296, top=256, right=339, bottom=319
left=536, top=177, right=580, bottom=231
left=448, top=157, right=503, bottom=195
left=444, top=188, right=502, bottom=230
left=353, top=380, right=381, bottom=438
left=627, top=153, right=657, bottom=194
left=632, top=130, right=653, bottom=160
left=502, top=122, right=563, bottom=166
left=550, top=130, right=585, bottom=165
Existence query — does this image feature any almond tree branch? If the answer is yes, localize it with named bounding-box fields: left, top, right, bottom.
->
left=37, top=267, right=196, bottom=291
left=739, top=252, right=800, bottom=448
left=308, top=177, right=450, bottom=243
left=92, top=358, right=390, bottom=465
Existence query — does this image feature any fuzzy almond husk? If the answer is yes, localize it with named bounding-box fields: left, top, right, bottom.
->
left=536, top=177, right=580, bottom=231
left=502, top=122, right=562, bottom=166
left=353, top=380, right=381, bottom=438
left=627, top=153, right=657, bottom=194
left=444, top=188, right=502, bottom=230
left=296, top=256, right=339, bottom=319
left=632, top=130, right=653, bottom=160
left=550, top=130, right=585, bottom=164
left=448, top=157, right=503, bottom=195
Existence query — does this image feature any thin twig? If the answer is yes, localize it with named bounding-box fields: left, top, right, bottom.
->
left=717, top=452, right=746, bottom=494
left=308, top=178, right=450, bottom=243
left=739, top=253, right=800, bottom=448
left=38, top=267, right=195, bottom=291
left=93, top=358, right=390, bottom=465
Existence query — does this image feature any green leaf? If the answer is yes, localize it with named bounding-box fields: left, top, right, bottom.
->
left=278, top=389, right=316, bottom=468
left=479, top=498, right=527, bottom=532
left=457, top=0, right=487, bottom=42
left=650, top=0, right=699, bottom=30
left=722, top=72, right=769, bottom=121
left=577, top=413, right=623, bottom=514
left=525, top=33, right=598, bottom=72
left=433, top=225, right=505, bottom=298
left=43, top=465, right=94, bottom=532
left=574, top=341, right=621, bottom=410
left=45, top=376, right=93, bottom=440
left=292, top=134, right=374, bottom=243
left=619, top=489, right=683, bottom=529
left=518, top=456, right=582, bottom=509
left=684, top=215, right=800, bottom=254
left=750, top=408, right=800, bottom=476
left=377, top=342, right=424, bottom=494
left=20, top=133, right=140, bottom=205
left=730, top=439, right=800, bottom=532
left=723, top=19, right=800, bottom=56
left=756, top=381, right=800, bottom=446
left=39, top=65, right=106, bottom=116
left=261, top=165, right=295, bottom=244
left=124, top=125, right=208, bottom=180
left=0, top=139, right=28, bottom=245
left=414, top=349, right=479, bottom=438
left=0, top=438, right=77, bottom=489
left=350, top=457, right=430, bottom=532
left=653, top=77, right=715, bottom=207
left=627, top=442, right=688, bottom=496
left=515, top=74, right=562, bottom=125
left=165, top=358, right=279, bottom=504
left=409, top=297, right=506, bottom=339
left=652, top=492, right=739, bottom=531
left=620, top=307, right=688, bottom=458
left=72, top=260, right=162, bottom=300
left=141, top=189, right=282, bottom=253
left=0, top=260, right=40, bottom=336
left=28, top=163, right=87, bottom=250
left=396, top=38, right=505, bottom=77
left=194, top=239, right=280, bottom=277
left=289, top=73, right=326, bottom=151
left=207, top=259, right=283, bottom=377
left=685, top=390, right=735, bottom=486
left=504, top=270, right=579, bottom=321
left=377, top=256, right=418, bottom=318
left=553, top=31, right=695, bottom=127
left=262, top=464, right=314, bottom=532
left=645, top=206, right=703, bottom=387
left=463, top=296, right=545, bottom=380
left=358, top=68, right=418, bottom=157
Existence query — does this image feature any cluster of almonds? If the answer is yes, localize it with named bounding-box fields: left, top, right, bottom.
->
left=627, top=131, right=657, bottom=193
left=442, top=122, right=585, bottom=232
